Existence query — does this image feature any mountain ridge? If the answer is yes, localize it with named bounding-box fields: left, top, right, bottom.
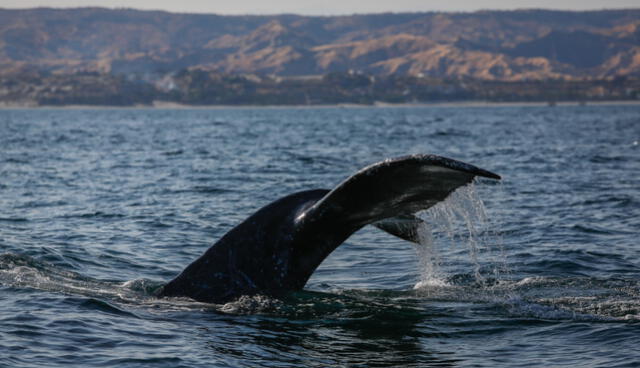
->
left=1, top=7, right=639, bottom=80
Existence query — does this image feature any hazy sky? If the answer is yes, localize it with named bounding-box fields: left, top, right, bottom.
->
left=0, top=0, right=637, bottom=15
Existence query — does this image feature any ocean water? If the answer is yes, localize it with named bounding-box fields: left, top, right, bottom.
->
left=0, top=105, right=639, bottom=367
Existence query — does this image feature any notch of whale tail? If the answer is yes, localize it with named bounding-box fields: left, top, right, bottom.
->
left=159, top=154, right=501, bottom=304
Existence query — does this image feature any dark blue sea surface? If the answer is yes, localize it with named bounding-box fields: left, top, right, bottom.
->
left=1, top=105, right=639, bottom=367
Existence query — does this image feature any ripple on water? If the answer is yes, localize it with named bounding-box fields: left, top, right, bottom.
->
left=1, top=106, right=639, bottom=367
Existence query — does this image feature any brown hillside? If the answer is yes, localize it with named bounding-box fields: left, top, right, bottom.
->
left=0, top=8, right=638, bottom=80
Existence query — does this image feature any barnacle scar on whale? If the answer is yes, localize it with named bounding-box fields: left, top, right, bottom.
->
left=159, top=154, right=501, bottom=303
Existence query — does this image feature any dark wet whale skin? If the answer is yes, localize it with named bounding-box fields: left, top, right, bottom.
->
left=160, top=189, right=336, bottom=303
left=159, top=154, right=500, bottom=303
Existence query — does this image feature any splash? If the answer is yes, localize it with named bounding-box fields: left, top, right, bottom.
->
left=411, top=182, right=506, bottom=289
left=219, top=294, right=284, bottom=314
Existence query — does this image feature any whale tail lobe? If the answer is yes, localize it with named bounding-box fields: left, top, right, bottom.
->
left=297, top=154, right=500, bottom=232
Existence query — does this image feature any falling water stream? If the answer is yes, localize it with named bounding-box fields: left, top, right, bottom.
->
left=412, top=182, right=506, bottom=289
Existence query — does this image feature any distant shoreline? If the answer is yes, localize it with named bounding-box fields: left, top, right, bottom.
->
left=1, top=100, right=639, bottom=110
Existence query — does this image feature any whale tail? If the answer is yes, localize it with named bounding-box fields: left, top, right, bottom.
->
left=160, top=154, right=500, bottom=303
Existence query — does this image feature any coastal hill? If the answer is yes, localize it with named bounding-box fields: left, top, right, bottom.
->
left=1, top=8, right=639, bottom=105
left=1, top=8, right=639, bottom=80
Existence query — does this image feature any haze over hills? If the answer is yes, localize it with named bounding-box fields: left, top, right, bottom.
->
left=1, top=7, right=639, bottom=80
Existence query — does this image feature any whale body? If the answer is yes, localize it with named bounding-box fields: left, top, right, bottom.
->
left=159, top=154, right=500, bottom=303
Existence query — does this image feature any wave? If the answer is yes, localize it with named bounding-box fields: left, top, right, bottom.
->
left=411, top=274, right=640, bottom=321
left=0, top=253, right=161, bottom=304
left=2, top=252, right=637, bottom=321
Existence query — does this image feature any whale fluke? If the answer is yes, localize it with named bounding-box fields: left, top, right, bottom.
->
left=159, top=154, right=500, bottom=303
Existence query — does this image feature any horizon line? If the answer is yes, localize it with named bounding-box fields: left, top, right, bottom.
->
left=1, top=5, right=638, bottom=17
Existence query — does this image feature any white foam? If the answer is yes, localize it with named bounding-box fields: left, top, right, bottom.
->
left=219, top=294, right=283, bottom=314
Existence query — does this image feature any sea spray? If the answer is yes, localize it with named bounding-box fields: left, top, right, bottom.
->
left=412, top=182, right=506, bottom=290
